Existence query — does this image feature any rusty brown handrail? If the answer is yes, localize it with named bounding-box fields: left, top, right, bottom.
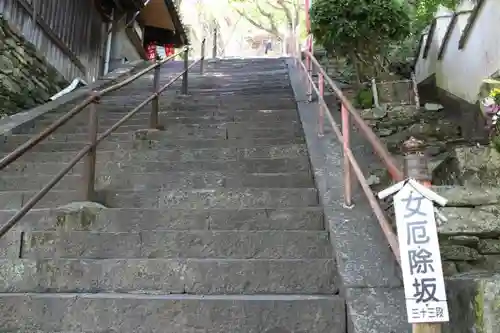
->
left=296, top=50, right=403, bottom=263
left=0, top=40, right=206, bottom=238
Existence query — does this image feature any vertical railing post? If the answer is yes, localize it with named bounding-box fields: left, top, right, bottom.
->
left=318, top=72, right=324, bottom=136
left=372, top=78, right=380, bottom=108
left=306, top=53, right=313, bottom=102
left=150, top=63, right=160, bottom=129
left=200, top=38, right=206, bottom=74
left=411, top=72, right=421, bottom=108
left=212, top=28, right=217, bottom=58
left=341, top=103, right=353, bottom=208
left=182, top=47, right=189, bottom=95
left=82, top=93, right=99, bottom=202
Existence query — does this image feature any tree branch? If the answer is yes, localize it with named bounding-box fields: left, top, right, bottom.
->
left=255, top=0, right=280, bottom=35
left=233, top=7, right=279, bottom=36
left=277, top=0, right=293, bottom=28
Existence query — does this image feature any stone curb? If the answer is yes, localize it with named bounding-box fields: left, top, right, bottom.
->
left=285, top=57, right=411, bottom=333
left=0, top=60, right=151, bottom=137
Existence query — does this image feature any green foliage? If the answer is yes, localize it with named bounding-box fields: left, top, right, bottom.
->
left=310, top=0, right=411, bottom=59
left=355, top=88, right=374, bottom=109
left=491, top=135, right=500, bottom=154
left=413, top=0, right=460, bottom=32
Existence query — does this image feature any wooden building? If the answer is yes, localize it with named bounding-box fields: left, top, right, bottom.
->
left=0, top=0, right=187, bottom=82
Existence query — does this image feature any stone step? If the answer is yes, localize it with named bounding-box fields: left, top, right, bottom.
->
left=3, top=156, right=311, bottom=175
left=103, top=188, right=319, bottom=209
left=1, top=171, right=314, bottom=191
left=36, top=110, right=298, bottom=132
left=167, top=102, right=298, bottom=112
left=20, top=119, right=303, bottom=134
left=3, top=124, right=302, bottom=144
left=22, top=230, right=331, bottom=259
left=0, top=187, right=318, bottom=210
left=0, top=190, right=81, bottom=210
left=1, top=207, right=325, bottom=232
left=8, top=144, right=308, bottom=163
left=0, top=258, right=337, bottom=294
left=0, top=293, right=345, bottom=332
left=0, top=136, right=306, bottom=153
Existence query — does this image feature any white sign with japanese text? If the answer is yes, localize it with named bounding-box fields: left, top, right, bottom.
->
left=393, top=183, right=449, bottom=323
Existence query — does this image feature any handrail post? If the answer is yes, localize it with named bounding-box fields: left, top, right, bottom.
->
left=307, top=54, right=313, bottom=102
left=371, top=78, right=380, bottom=108
left=200, top=38, right=206, bottom=74
left=150, top=63, right=161, bottom=129
left=411, top=72, right=421, bottom=108
left=82, top=93, right=99, bottom=201
left=212, top=28, right=217, bottom=58
left=341, top=103, right=354, bottom=208
left=182, top=48, right=189, bottom=95
left=318, top=71, right=324, bottom=136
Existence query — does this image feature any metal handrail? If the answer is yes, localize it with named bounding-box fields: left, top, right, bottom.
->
left=296, top=51, right=403, bottom=263
left=0, top=40, right=206, bottom=238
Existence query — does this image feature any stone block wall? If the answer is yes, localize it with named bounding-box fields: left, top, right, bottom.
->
left=0, top=16, right=67, bottom=117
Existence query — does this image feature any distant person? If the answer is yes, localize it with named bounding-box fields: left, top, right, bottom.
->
left=264, top=40, right=272, bottom=55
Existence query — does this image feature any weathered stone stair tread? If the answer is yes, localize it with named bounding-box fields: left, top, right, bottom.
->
left=1, top=207, right=324, bottom=231
left=0, top=136, right=306, bottom=152
left=0, top=258, right=337, bottom=294
left=40, top=108, right=299, bottom=121
left=19, top=120, right=303, bottom=134
left=8, top=144, right=308, bottom=163
left=0, top=187, right=318, bottom=209
left=104, top=187, right=319, bottom=208
left=21, top=120, right=302, bottom=139
left=3, top=156, right=311, bottom=176
left=22, top=230, right=331, bottom=259
left=1, top=171, right=314, bottom=191
left=0, top=293, right=345, bottom=332
left=3, top=126, right=302, bottom=144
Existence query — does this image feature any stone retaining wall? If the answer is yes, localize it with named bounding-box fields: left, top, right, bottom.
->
left=0, top=16, right=67, bottom=117
left=361, top=105, right=500, bottom=277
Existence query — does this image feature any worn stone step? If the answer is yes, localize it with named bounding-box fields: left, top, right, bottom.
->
left=0, top=190, right=81, bottom=210
left=34, top=109, right=300, bottom=129
left=0, top=187, right=318, bottom=210
left=22, top=230, right=331, bottom=259
left=0, top=207, right=325, bottom=232
left=167, top=103, right=299, bottom=112
left=103, top=188, right=319, bottom=209
left=0, top=293, right=345, bottom=332
left=21, top=119, right=303, bottom=134
left=3, top=125, right=302, bottom=145
left=16, top=122, right=147, bottom=134
left=3, top=156, right=311, bottom=176
left=5, top=126, right=303, bottom=145
left=0, top=136, right=306, bottom=153
left=0, top=258, right=337, bottom=294
left=8, top=144, right=308, bottom=163
left=0, top=171, right=314, bottom=191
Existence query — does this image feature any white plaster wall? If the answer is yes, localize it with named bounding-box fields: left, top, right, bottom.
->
left=437, top=0, right=500, bottom=103
left=414, top=33, right=431, bottom=82
left=414, top=6, right=455, bottom=83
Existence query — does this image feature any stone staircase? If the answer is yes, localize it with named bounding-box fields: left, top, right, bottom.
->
left=0, top=58, right=346, bottom=332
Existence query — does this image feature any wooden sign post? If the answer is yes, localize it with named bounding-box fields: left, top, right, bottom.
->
left=393, top=181, right=449, bottom=332
left=379, top=178, right=449, bottom=333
